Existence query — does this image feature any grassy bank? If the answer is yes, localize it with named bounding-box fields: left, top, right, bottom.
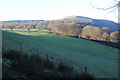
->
left=2, top=30, right=118, bottom=78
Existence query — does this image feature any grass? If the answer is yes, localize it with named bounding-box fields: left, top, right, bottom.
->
left=2, top=30, right=119, bottom=78
left=2, top=50, right=95, bottom=79
left=1, top=28, right=53, bottom=36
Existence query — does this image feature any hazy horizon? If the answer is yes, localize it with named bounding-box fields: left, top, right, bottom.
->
left=0, top=15, right=117, bottom=23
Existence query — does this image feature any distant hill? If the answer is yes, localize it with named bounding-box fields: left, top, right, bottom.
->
left=2, top=20, right=45, bottom=22
left=62, top=16, right=118, bottom=31
left=92, top=19, right=118, bottom=31
left=1, top=16, right=118, bottom=31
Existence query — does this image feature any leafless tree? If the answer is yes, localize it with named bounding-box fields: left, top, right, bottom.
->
left=90, top=0, right=120, bottom=32
left=90, top=0, right=119, bottom=19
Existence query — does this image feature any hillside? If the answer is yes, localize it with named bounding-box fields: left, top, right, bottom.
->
left=62, top=16, right=118, bottom=31
left=1, top=20, right=45, bottom=22
left=2, top=30, right=118, bottom=78
left=1, top=15, right=118, bottom=31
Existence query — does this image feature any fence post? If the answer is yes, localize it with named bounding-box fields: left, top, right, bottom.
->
left=85, top=66, right=87, bottom=72
left=20, top=42, right=22, bottom=53
left=47, top=54, right=48, bottom=60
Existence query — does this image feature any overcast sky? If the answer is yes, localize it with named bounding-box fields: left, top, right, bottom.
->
left=0, top=0, right=118, bottom=22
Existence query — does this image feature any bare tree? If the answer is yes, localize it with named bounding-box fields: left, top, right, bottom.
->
left=28, top=27, right=31, bottom=33
left=90, top=0, right=120, bottom=32
left=90, top=0, right=119, bottom=10
left=90, top=0, right=119, bottom=19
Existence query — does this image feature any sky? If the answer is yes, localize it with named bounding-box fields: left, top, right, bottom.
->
left=0, top=0, right=118, bottom=22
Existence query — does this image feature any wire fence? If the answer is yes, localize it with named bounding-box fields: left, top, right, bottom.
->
left=2, top=30, right=88, bottom=73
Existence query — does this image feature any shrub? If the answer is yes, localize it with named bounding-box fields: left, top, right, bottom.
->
left=57, top=62, right=73, bottom=72
left=2, top=50, right=95, bottom=79
left=43, top=59, right=55, bottom=69
left=3, top=50, right=22, bottom=61
left=78, top=72, right=95, bottom=80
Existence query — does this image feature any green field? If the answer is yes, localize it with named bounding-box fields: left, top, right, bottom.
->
left=2, top=28, right=53, bottom=36
left=2, top=30, right=118, bottom=78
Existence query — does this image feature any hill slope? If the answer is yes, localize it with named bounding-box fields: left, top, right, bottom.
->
left=62, top=16, right=118, bottom=31
left=2, top=31, right=118, bottom=78
left=1, top=20, right=44, bottom=22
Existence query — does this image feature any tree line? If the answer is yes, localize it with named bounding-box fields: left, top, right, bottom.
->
left=48, top=20, right=119, bottom=42
left=1, top=20, right=119, bottom=42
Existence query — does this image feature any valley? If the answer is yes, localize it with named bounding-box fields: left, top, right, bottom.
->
left=2, top=30, right=118, bottom=78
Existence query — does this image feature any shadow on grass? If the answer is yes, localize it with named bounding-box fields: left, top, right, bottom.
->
left=2, top=50, right=95, bottom=80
